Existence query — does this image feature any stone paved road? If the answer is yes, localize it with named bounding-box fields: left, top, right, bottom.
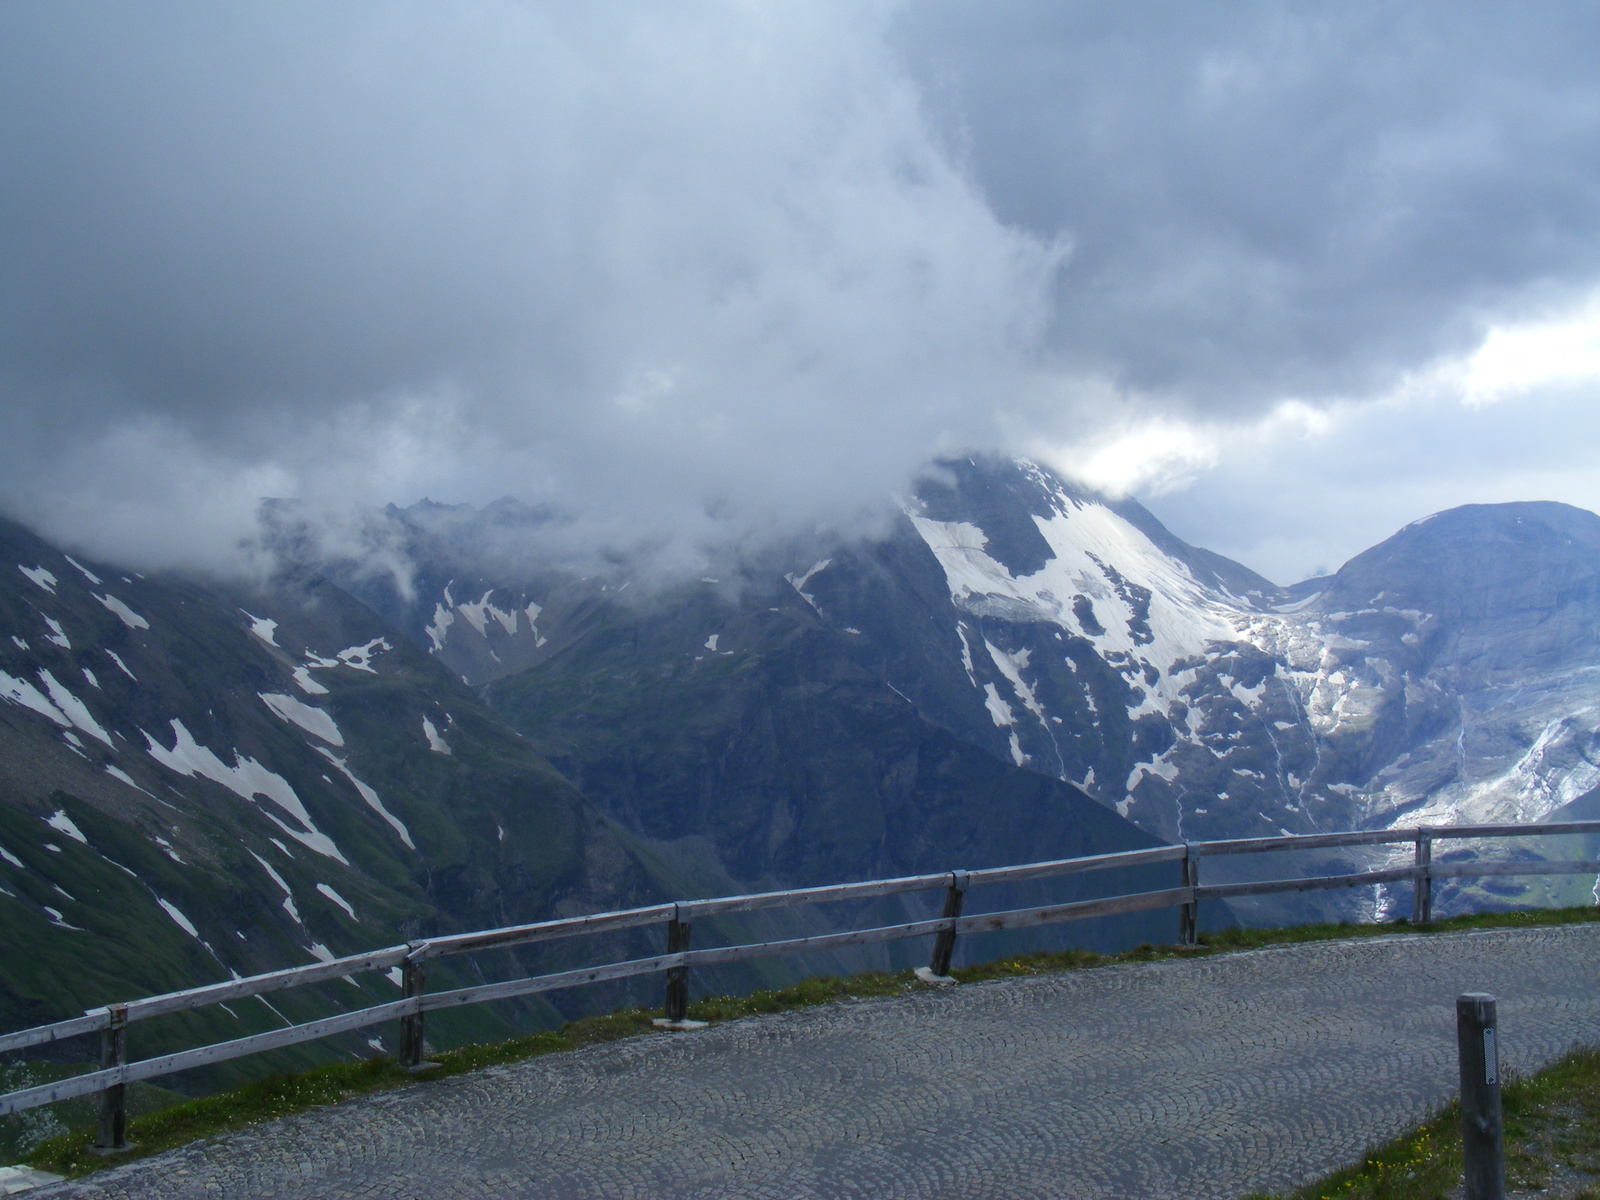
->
left=37, top=925, right=1600, bottom=1199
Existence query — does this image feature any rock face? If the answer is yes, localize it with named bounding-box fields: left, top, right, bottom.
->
left=1305, top=502, right=1600, bottom=832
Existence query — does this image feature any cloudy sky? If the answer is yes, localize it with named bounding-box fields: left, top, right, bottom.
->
left=2, top=1, right=1597, bottom=583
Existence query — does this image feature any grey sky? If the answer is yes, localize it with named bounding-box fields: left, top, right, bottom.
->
left=2, top=1, right=1597, bottom=582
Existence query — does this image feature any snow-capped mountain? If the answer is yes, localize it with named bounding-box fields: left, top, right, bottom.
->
left=389, top=457, right=1600, bottom=916
left=7, top=454, right=1596, bottom=1053
left=0, top=498, right=1176, bottom=1058
left=829, top=461, right=1600, bottom=851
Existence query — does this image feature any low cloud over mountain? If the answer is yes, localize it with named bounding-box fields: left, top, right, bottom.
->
left=3, top=3, right=1599, bottom=582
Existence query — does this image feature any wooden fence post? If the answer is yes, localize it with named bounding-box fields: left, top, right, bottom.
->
left=398, top=954, right=429, bottom=1069
left=94, top=1003, right=127, bottom=1151
left=1413, top=830, right=1433, bottom=925
left=916, top=871, right=968, bottom=983
left=1457, top=993, right=1505, bottom=1200
left=653, top=906, right=707, bottom=1030
left=663, top=909, right=691, bottom=1022
left=1179, top=844, right=1200, bottom=945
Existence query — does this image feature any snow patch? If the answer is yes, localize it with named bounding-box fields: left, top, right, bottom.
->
left=82, top=667, right=100, bottom=690
left=0, top=669, right=71, bottom=728
left=291, top=666, right=329, bottom=695
left=250, top=851, right=301, bottom=922
left=18, top=566, right=56, bottom=594
left=982, top=683, right=1015, bottom=728
left=144, top=719, right=348, bottom=863
left=456, top=591, right=517, bottom=637
left=316, top=883, right=356, bottom=921
left=42, top=617, right=69, bottom=648
left=0, top=842, right=24, bottom=869
left=154, top=835, right=184, bottom=864
left=910, top=496, right=1241, bottom=722
left=785, top=559, right=832, bottom=611
left=158, top=899, right=200, bottom=939
left=241, top=611, right=278, bottom=645
left=1229, top=680, right=1266, bottom=707
left=336, top=639, right=390, bottom=673
left=705, top=634, right=719, bottom=652
left=45, top=809, right=87, bottom=844
left=43, top=906, right=83, bottom=930
left=422, top=717, right=451, bottom=755
left=425, top=603, right=454, bottom=653
left=955, top=624, right=978, bottom=687
left=95, top=594, right=150, bottom=630
left=260, top=693, right=344, bottom=746
left=10, top=636, right=26, bottom=651
left=106, top=650, right=136, bottom=681
left=63, top=555, right=101, bottom=585
left=1126, top=751, right=1181, bottom=794
left=38, top=670, right=114, bottom=746
left=1272, top=592, right=1323, bottom=614
left=314, top=747, right=414, bottom=849
left=525, top=602, right=548, bottom=647
left=986, top=641, right=1048, bottom=724
left=105, top=764, right=163, bottom=801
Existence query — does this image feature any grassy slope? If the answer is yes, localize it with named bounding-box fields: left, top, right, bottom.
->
left=1245, top=1048, right=1600, bottom=1199
left=16, top=905, right=1600, bottom=1179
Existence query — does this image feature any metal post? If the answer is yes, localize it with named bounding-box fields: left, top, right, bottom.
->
left=1413, top=830, right=1433, bottom=925
left=94, top=1004, right=127, bottom=1151
left=1179, top=844, right=1200, bottom=945
left=398, top=955, right=429, bottom=1069
left=663, top=911, right=691, bottom=1023
left=917, top=871, right=968, bottom=983
left=1457, top=993, right=1505, bottom=1200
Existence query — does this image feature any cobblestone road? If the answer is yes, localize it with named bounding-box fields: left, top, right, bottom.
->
left=37, top=925, right=1600, bottom=1199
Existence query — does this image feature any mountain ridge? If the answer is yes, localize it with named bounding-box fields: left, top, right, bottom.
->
left=5, top=459, right=1599, bottom=1061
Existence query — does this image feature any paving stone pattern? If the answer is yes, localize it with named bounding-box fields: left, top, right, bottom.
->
left=37, top=925, right=1600, bottom=1199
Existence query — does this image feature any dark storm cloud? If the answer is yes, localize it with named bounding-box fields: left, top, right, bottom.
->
left=0, top=2, right=1059, bottom=569
left=1, top=1, right=1597, bottom=574
left=894, top=0, right=1600, bottom=411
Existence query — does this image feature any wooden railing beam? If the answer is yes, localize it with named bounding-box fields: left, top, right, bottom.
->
left=3, top=822, right=1600, bottom=1119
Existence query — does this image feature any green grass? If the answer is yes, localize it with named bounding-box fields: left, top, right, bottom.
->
left=16, top=903, right=1600, bottom=1179
left=1242, top=1045, right=1600, bottom=1199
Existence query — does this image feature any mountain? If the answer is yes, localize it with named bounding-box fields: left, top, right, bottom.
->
left=387, top=458, right=1600, bottom=920
left=1304, top=502, right=1600, bottom=830
left=0, top=500, right=1177, bottom=1071
left=7, top=455, right=1598, bottom=1067
left=0, top=515, right=696, bottom=1058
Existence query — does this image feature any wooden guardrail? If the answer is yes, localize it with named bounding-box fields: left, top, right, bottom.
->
left=4, top=819, right=1599, bottom=1149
